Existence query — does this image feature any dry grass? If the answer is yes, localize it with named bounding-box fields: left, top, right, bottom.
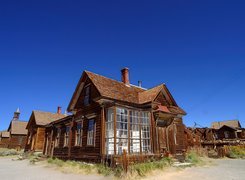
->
left=46, top=157, right=172, bottom=178
left=47, top=158, right=112, bottom=176
left=0, top=148, right=22, bottom=157
left=226, top=145, right=245, bottom=159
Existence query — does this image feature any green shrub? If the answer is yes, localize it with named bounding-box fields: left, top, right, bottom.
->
left=47, top=158, right=65, bottom=167
left=113, top=166, right=124, bottom=178
left=130, top=158, right=172, bottom=177
left=96, top=164, right=112, bottom=176
left=227, top=146, right=245, bottom=159
left=186, top=150, right=202, bottom=165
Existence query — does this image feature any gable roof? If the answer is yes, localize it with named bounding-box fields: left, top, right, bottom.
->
left=138, top=84, right=163, bottom=104
left=27, top=111, right=66, bottom=128
left=85, top=71, right=144, bottom=104
left=218, top=125, right=237, bottom=131
left=47, top=115, right=73, bottom=127
left=68, top=70, right=185, bottom=114
left=211, top=120, right=241, bottom=129
left=8, top=121, right=28, bottom=135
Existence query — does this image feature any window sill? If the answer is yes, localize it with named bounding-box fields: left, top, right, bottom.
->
left=86, top=145, right=95, bottom=147
left=74, top=145, right=82, bottom=147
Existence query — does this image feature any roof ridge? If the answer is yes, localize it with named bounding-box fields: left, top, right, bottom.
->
left=142, top=83, right=164, bottom=91
left=212, top=120, right=239, bottom=123
left=85, top=70, right=123, bottom=85
left=85, top=70, right=146, bottom=91
left=33, top=110, right=65, bottom=115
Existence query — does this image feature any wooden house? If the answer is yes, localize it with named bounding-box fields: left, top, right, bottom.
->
left=211, top=120, right=243, bottom=139
left=7, top=109, right=28, bottom=149
left=0, top=131, right=10, bottom=148
left=44, top=68, right=187, bottom=163
left=44, top=115, right=73, bottom=158
left=25, top=108, right=66, bottom=152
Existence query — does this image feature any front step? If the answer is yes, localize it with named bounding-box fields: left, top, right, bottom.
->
left=175, top=153, right=185, bottom=162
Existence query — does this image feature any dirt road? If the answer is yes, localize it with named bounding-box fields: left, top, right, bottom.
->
left=0, top=157, right=244, bottom=180
left=147, top=159, right=245, bottom=180
left=0, top=157, right=109, bottom=180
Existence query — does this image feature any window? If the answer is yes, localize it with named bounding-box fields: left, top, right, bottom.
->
left=105, top=108, right=114, bottom=155
left=116, top=108, right=128, bottom=154
left=64, top=126, right=70, bottom=147
left=87, top=119, right=95, bottom=146
left=141, top=112, right=151, bottom=153
left=224, top=131, right=229, bottom=139
left=55, top=128, right=61, bottom=147
left=75, top=122, right=83, bottom=146
left=130, top=111, right=140, bottom=153
left=84, top=86, right=90, bottom=106
left=105, top=107, right=151, bottom=155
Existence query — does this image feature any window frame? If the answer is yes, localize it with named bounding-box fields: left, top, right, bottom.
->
left=84, top=85, right=90, bottom=106
left=105, top=107, right=151, bottom=155
left=87, top=119, right=95, bottom=146
left=75, top=121, right=83, bottom=147
left=55, top=127, right=61, bottom=148
left=63, top=126, right=70, bottom=147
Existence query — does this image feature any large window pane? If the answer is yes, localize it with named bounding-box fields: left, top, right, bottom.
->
left=105, top=107, right=151, bottom=155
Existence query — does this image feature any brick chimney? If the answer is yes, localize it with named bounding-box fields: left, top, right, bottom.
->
left=57, top=106, right=62, bottom=114
left=121, top=67, right=130, bottom=86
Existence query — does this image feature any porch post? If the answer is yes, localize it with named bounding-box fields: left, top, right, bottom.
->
left=127, top=110, right=130, bottom=154
left=150, top=112, right=155, bottom=153
left=100, top=105, right=105, bottom=158
left=68, top=119, right=74, bottom=158
left=113, top=106, right=117, bottom=155
left=50, top=128, right=54, bottom=158
left=139, top=111, right=142, bottom=155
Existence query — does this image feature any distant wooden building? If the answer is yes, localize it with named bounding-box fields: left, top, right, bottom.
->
left=25, top=108, right=66, bottom=152
left=44, top=68, right=187, bottom=163
left=188, top=120, right=245, bottom=151
left=183, top=127, right=201, bottom=150
left=212, top=120, right=244, bottom=139
left=7, top=109, right=28, bottom=149
left=0, top=131, right=10, bottom=148
left=44, top=115, right=73, bottom=158
left=189, top=128, right=216, bottom=142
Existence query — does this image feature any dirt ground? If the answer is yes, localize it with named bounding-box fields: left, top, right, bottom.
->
left=147, top=159, right=245, bottom=180
left=0, top=157, right=108, bottom=180
left=0, top=157, right=244, bottom=180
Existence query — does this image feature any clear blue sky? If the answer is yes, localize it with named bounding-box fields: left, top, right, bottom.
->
left=0, top=0, right=245, bottom=130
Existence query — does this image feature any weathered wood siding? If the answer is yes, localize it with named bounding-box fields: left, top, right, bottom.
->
left=52, top=79, right=102, bottom=162
left=34, top=127, right=46, bottom=151
left=217, top=126, right=236, bottom=139
left=8, top=135, right=27, bottom=149
left=0, top=138, right=9, bottom=148
left=53, top=125, right=69, bottom=158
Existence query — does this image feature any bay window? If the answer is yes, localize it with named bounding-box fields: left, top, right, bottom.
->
left=105, top=107, right=151, bottom=155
